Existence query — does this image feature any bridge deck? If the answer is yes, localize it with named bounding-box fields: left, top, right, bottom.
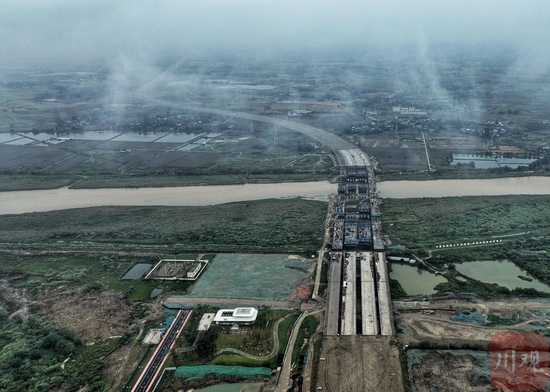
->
left=325, top=253, right=342, bottom=336
left=342, top=252, right=356, bottom=336
left=375, top=252, right=394, bottom=336
left=360, top=252, right=378, bottom=335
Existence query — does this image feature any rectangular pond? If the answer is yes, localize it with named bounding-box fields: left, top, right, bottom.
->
left=122, top=263, right=152, bottom=280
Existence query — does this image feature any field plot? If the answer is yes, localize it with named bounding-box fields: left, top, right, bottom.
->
left=0, top=145, right=77, bottom=171
left=152, top=151, right=229, bottom=170
left=408, top=350, right=491, bottom=392
left=319, top=336, right=404, bottom=392
left=0, top=254, right=158, bottom=300
left=370, top=147, right=427, bottom=171
left=427, top=135, right=486, bottom=150
left=185, top=254, right=314, bottom=301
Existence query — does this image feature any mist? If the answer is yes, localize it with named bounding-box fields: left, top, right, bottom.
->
left=0, top=0, right=548, bottom=68
left=1, top=0, right=548, bottom=133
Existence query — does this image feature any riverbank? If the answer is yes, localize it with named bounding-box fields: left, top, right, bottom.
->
left=2, top=176, right=550, bottom=215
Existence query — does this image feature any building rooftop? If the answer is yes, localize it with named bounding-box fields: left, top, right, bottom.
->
left=213, top=307, right=258, bottom=324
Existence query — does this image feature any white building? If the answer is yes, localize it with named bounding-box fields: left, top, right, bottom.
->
left=213, top=307, right=258, bottom=325
left=186, top=262, right=202, bottom=278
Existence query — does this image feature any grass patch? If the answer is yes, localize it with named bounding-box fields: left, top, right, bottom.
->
left=381, top=195, right=550, bottom=293
left=0, top=174, right=77, bottom=192
left=278, top=313, right=300, bottom=362
left=214, top=310, right=290, bottom=356
left=291, top=315, right=319, bottom=364
left=64, top=337, right=125, bottom=388
left=0, top=198, right=328, bottom=253
left=382, top=195, right=550, bottom=250
left=0, top=253, right=195, bottom=300
left=485, top=313, right=523, bottom=327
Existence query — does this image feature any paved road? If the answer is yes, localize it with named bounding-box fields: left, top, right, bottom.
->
left=422, top=132, right=433, bottom=172
left=131, top=309, right=190, bottom=392
left=134, top=58, right=356, bottom=156
left=276, top=309, right=324, bottom=392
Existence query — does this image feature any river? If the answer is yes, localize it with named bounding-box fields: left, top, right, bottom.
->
left=0, top=182, right=333, bottom=215
left=1, top=176, right=550, bottom=215
left=378, top=176, right=550, bottom=198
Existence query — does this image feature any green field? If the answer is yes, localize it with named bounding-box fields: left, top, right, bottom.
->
left=381, top=195, right=550, bottom=294
left=68, top=173, right=332, bottom=190
left=0, top=198, right=327, bottom=253
left=0, top=253, right=195, bottom=301
left=382, top=195, right=550, bottom=250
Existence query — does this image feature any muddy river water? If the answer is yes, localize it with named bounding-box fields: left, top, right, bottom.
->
left=1, top=176, right=550, bottom=215
left=0, top=182, right=334, bottom=215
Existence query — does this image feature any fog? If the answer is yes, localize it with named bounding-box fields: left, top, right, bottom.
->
left=1, top=0, right=548, bottom=137
left=0, top=0, right=549, bottom=67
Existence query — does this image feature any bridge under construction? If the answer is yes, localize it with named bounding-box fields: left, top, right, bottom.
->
left=325, top=148, right=394, bottom=337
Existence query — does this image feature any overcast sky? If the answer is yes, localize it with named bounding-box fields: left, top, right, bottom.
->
left=0, top=0, right=549, bottom=67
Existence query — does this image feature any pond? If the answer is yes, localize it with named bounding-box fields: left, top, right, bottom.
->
left=0, top=133, right=22, bottom=143
left=455, top=260, right=550, bottom=292
left=389, top=263, right=447, bottom=295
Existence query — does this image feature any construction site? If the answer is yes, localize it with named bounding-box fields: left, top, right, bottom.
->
left=316, top=149, right=404, bottom=392
left=325, top=149, right=393, bottom=337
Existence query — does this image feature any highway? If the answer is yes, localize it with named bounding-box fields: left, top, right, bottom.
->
left=336, top=148, right=371, bottom=167
left=134, top=58, right=380, bottom=172
left=134, top=58, right=357, bottom=159
left=131, top=309, right=191, bottom=392
left=323, top=160, right=394, bottom=337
